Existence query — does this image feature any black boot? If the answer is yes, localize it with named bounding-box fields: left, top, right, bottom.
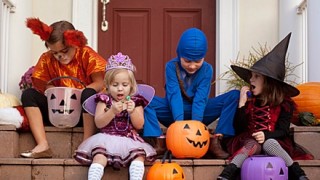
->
left=289, top=162, right=309, bottom=180
left=209, top=136, right=230, bottom=159
left=217, top=163, right=238, bottom=180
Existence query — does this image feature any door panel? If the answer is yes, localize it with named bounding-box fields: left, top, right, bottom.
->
left=98, top=0, right=215, bottom=97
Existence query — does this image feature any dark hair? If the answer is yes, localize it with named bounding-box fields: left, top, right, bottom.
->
left=260, top=77, right=285, bottom=106
left=45, top=21, right=75, bottom=47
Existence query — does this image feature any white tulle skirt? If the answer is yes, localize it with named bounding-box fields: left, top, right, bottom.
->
left=74, top=133, right=156, bottom=169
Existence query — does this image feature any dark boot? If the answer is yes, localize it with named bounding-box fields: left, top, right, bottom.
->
left=209, top=135, right=230, bottom=159
left=289, top=162, right=309, bottom=180
left=143, top=137, right=166, bottom=156
left=217, top=163, right=238, bottom=180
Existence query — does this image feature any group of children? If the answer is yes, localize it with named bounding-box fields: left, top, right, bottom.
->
left=20, top=17, right=313, bottom=180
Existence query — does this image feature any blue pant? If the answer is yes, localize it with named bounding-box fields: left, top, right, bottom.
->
left=143, top=89, right=240, bottom=137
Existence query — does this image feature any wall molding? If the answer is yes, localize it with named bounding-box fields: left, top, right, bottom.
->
left=216, top=0, right=239, bottom=94
left=72, top=0, right=98, bottom=51
left=0, top=0, right=16, bottom=92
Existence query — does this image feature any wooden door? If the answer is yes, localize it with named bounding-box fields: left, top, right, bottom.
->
left=98, top=0, right=216, bottom=97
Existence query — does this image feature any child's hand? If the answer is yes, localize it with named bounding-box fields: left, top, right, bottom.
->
left=111, top=101, right=124, bottom=114
left=239, top=86, right=250, bottom=108
left=126, top=98, right=136, bottom=114
left=252, top=131, right=265, bottom=144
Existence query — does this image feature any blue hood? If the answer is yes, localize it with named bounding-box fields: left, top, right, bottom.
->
left=176, top=28, right=208, bottom=61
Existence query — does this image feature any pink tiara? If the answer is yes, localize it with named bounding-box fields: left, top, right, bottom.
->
left=106, top=52, right=135, bottom=71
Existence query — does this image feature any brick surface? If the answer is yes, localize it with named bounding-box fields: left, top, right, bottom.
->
left=194, top=166, right=225, bottom=180
left=71, top=129, right=84, bottom=155
left=64, top=166, right=88, bottom=180
left=0, top=165, right=32, bottom=180
left=32, top=165, right=64, bottom=180
left=47, top=131, right=72, bottom=158
left=0, top=130, right=19, bottom=158
left=291, top=126, right=320, bottom=159
left=19, top=132, right=36, bottom=154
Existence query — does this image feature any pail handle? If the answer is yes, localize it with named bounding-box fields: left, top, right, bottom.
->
left=161, top=150, right=173, bottom=163
left=47, top=76, right=86, bottom=88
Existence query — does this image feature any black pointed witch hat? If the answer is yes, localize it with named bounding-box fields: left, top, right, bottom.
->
left=231, top=33, right=299, bottom=97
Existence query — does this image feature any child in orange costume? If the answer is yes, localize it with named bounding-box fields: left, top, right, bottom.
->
left=20, top=18, right=106, bottom=158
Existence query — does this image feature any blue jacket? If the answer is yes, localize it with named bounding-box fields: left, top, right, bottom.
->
left=165, top=59, right=213, bottom=120
left=165, top=27, right=212, bottom=120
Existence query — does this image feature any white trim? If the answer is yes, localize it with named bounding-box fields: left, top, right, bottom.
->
left=300, top=4, right=308, bottom=82
left=0, top=0, right=16, bottom=93
left=72, top=0, right=98, bottom=51
left=216, top=0, right=239, bottom=94
left=92, top=0, right=98, bottom=51
left=2, top=0, right=15, bottom=12
left=297, top=0, right=307, bottom=14
left=307, top=0, right=320, bottom=81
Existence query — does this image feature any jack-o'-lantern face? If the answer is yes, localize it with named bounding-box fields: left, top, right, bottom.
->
left=147, top=162, right=185, bottom=180
left=45, top=87, right=82, bottom=128
left=241, top=156, right=288, bottom=179
left=166, top=120, right=210, bottom=158
left=49, top=93, right=77, bottom=114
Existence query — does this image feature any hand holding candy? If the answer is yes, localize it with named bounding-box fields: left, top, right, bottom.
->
left=125, top=96, right=136, bottom=114
left=246, top=91, right=252, bottom=98
left=112, top=101, right=124, bottom=114
left=239, top=86, right=251, bottom=108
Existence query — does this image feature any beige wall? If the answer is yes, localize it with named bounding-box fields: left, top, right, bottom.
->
left=238, top=0, right=278, bottom=59
left=7, top=0, right=73, bottom=97
left=216, top=0, right=279, bottom=93
left=31, top=0, right=73, bottom=64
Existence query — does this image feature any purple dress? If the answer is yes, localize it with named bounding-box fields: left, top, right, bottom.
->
left=74, top=94, right=157, bottom=170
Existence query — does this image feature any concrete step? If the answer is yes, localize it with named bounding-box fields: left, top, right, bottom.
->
left=0, top=158, right=319, bottom=180
left=1, top=125, right=320, bottom=179
left=2, top=125, right=319, bottom=160
left=291, top=126, right=320, bottom=159
left=0, top=125, right=83, bottom=158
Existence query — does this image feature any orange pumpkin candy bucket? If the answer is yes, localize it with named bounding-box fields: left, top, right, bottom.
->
left=147, top=150, right=185, bottom=180
left=166, top=120, right=210, bottom=158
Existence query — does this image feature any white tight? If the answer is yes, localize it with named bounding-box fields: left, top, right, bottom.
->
left=129, top=160, right=145, bottom=180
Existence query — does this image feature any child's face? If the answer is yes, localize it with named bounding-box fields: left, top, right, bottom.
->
left=249, top=72, right=265, bottom=96
left=47, top=40, right=76, bottom=65
left=180, top=57, right=204, bottom=74
left=109, top=71, right=132, bottom=102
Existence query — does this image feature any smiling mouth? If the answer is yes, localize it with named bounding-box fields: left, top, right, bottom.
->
left=52, top=109, right=74, bottom=114
left=186, top=138, right=208, bottom=148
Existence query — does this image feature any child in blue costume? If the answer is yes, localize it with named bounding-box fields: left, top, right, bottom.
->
left=144, top=28, right=240, bottom=158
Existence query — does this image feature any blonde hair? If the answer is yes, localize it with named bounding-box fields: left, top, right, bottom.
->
left=104, top=68, right=137, bottom=95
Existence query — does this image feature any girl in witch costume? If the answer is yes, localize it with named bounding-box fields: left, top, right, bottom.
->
left=20, top=18, right=106, bottom=158
left=74, top=52, right=156, bottom=180
left=217, top=33, right=314, bottom=180
left=144, top=28, right=240, bottom=159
